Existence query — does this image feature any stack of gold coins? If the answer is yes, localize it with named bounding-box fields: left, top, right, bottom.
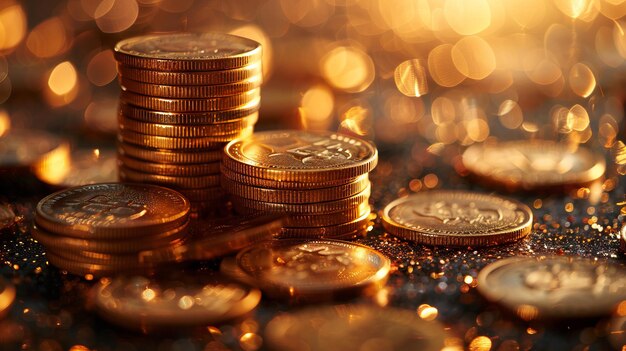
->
left=222, top=130, right=377, bottom=238
left=32, top=183, right=190, bottom=277
left=113, top=33, right=262, bottom=214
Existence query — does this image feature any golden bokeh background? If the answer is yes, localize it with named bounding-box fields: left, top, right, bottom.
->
left=1, top=0, right=625, bottom=155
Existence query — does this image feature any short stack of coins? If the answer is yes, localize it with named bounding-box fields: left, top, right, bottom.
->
left=113, top=33, right=262, bottom=214
left=222, top=130, right=377, bottom=238
left=32, top=183, right=190, bottom=277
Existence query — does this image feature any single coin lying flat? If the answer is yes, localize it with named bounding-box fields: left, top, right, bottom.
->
left=382, top=190, right=533, bottom=246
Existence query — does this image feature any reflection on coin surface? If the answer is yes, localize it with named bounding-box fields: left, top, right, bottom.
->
left=477, top=256, right=626, bottom=320
left=0, top=130, right=69, bottom=170
left=35, top=183, right=189, bottom=239
left=0, top=278, right=15, bottom=319
left=114, top=33, right=262, bottom=71
left=382, top=191, right=533, bottom=246
left=265, top=305, right=446, bottom=351
left=462, top=141, right=605, bottom=191
left=223, top=130, right=378, bottom=182
left=94, top=273, right=261, bottom=330
left=235, top=239, right=390, bottom=299
left=36, top=149, right=117, bottom=188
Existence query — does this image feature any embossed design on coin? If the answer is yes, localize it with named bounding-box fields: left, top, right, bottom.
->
left=462, top=141, right=606, bottom=190
left=94, top=273, right=261, bottom=330
left=235, top=239, right=390, bottom=298
left=36, top=183, right=189, bottom=239
left=382, top=191, right=533, bottom=246
left=223, top=130, right=377, bottom=181
left=477, top=256, right=626, bottom=319
left=265, top=305, right=446, bottom=351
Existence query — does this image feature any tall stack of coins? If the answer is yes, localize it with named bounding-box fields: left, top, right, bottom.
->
left=114, top=33, right=262, bottom=213
left=222, top=130, right=377, bottom=238
left=32, top=183, right=190, bottom=277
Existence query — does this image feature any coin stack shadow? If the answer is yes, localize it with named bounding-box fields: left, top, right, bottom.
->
left=221, top=130, right=377, bottom=239
left=113, top=33, right=263, bottom=215
left=31, top=184, right=191, bottom=277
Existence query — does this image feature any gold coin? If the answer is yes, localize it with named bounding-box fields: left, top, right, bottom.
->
left=119, top=100, right=260, bottom=124
left=177, top=187, right=225, bottom=202
left=35, top=183, right=190, bottom=239
left=94, top=272, right=261, bottom=330
left=230, top=185, right=371, bottom=214
left=119, top=128, right=252, bottom=149
left=382, top=190, right=532, bottom=246
left=35, top=149, right=117, bottom=188
left=119, top=166, right=221, bottom=189
left=221, top=165, right=366, bottom=189
left=46, top=251, right=147, bottom=277
left=235, top=202, right=371, bottom=227
left=223, top=130, right=378, bottom=182
left=117, top=63, right=262, bottom=85
left=118, top=113, right=258, bottom=137
left=139, top=214, right=284, bottom=264
left=0, top=278, right=15, bottom=319
left=120, top=76, right=262, bottom=98
left=120, top=89, right=260, bottom=112
left=462, top=140, right=606, bottom=191
left=234, top=239, right=390, bottom=300
left=114, top=33, right=262, bottom=71
left=0, top=129, right=69, bottom=170
left=32, top=222, right=189, bottom=254
left=278, top=211, right=371, bottom=239
left=119, top=154, right=220, bottom=176
left=221, top=176, right=370, bottom=203
left=265, top=305, right=446, bottom=351
left=118, top=142, right=223, bottom=164
left=477, top=256, right=626, bottom=320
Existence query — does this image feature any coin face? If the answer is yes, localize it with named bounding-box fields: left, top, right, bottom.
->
left=0, top=277, right=15, bottom=319
left=223, top=130, right=378, bottom=181
left=114, top=33, right=262, bottom=71
left=265, top=305, right=446, bottom=351
left=477, top=256, right=626, bottom=319
left=235, top=239, right=390, bottom=299
left=94, top=273, right=261, bottom=330
left=35, top=183, right=190, bottom=239
left=382, top=191, right=533, bottom=246
left=462, top=141, right=606, bottom=190
left=0, top=130, right=69, bottom=169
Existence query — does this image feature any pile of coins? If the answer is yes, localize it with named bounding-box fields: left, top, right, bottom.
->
left=32, top=183, right=190, bottom=277
left=222, top=130, right=377, bottom=238
left=114, top=33, right=262, bottom=213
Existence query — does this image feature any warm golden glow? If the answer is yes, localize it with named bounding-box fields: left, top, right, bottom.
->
left=300, top=85, right=334, bottom=129
left=568, top=62, right=596, bottom=97
left=321, top=46, right=374, bottom=93
left=340, top=105, right=371, bottom=136
left=48, top=61, right=78, bottom=96
left=469, top=336, right=492, bottom=351
left=417, top=304, right=438, bottom=321
left=230, top=25, right=273, bottom=78
left=26, top=17, right=68, bottom=58
left=0, top=3, right=26, bottom=52
left=451, top=36, right=496, bottom=80
left=87, top=50, right=117, bottom=86
left=498, top=100, right=523, bottom=129
left=394, top=59, right=428, bottom=97
left=95, top=0, right=139, bottom=33
left=428, top=44, right=466, bottom=87
left=0, top=110, right=10, bottom=137
left=444, top=0, right=491, bottom=35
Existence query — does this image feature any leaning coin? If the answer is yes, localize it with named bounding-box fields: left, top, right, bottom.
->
left=223, top=130, right=378, bottom=182
left=119, top=76, right=262, bottom=98
left=382, top=190, right=533, bottom=246
left=477, top=256, right=626, bottom=320
left=120, top=89, right=260, bottom=112
left=93, top=273, right=261, bottom=331
left=119, top=128, right=252, bottom=149
left=119, top=167, right=221, bottom=189
left=234, top=239, right=390, bottom=300
left=35, top=183, right=190, bottom=239
left=118, top=112, right=258, bottom=137
left=117, top=63, right=262, bottom=85
left=119, top=154, right=221, bottom=177
left=114, top=33, right=262, bottom=71
left=35, top=149, right=117, bottom=188
left=118, top=142, right=223, bottom=164
left=265, top=305, right=446, bottom=351
left=462, top=140, right=606, bottom=191
left=0, top=129, right=69, bottom=170
left=119, top=100, right=260, bottom=124
left=0, top=278, right=15, bottom=319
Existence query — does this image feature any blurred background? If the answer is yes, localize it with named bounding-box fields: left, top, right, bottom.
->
left=1, top=0, right=625, bottom=162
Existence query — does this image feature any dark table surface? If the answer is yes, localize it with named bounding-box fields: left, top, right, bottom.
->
left=0, top=141, right=624, bottom=351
